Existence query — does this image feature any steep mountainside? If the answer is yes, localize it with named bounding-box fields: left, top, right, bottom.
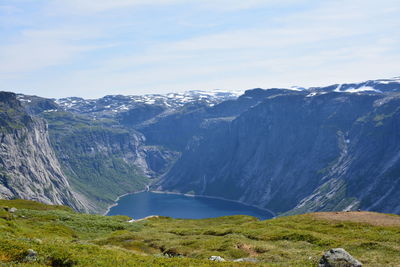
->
left=14, top=90, right=240, bottom=212
left=2, top=77, right=400, bottom=215
left=41, top=111, right=177, bottom=212
left=136, top=89, right=287, bottom=151
left=0, top=92, right=84, bottom=211
left=157, top=89, right=400, bottom=215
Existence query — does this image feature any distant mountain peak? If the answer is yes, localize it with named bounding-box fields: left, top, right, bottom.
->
left=53, top=89, right=244, bottom=118
left=16, top=77, right=400, bottom=118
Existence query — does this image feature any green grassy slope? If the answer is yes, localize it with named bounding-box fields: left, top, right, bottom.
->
left=0, top=199, right=399, bottom=266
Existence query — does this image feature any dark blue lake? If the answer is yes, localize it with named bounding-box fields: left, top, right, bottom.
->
left=107, top=192, right=273, bottom=220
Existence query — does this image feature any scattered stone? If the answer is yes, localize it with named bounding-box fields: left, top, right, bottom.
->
left=25, top=249, right=37, bottom=262
left=209, top=256, right=226, bottom=262
left=233, top=257, right=259, bottom=263
left=163, top=248, right=182, bottom=258
left=319, top=248, right=362, bottom=267
left=33, top=238, right=43, bottom=244
left=9, top=207, right=17, bottom=213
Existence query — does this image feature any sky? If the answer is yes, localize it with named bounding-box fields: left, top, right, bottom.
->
left=0, top=0, right=399, bottom=99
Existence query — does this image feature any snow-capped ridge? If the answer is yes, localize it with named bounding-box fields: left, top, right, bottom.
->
left=344, top=86, right=382, bottom=93
left=55, top=89, right=243, bottom=117
left=52, top=76, right=400, bottom=114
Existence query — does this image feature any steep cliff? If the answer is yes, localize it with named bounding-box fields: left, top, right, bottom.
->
left=290, top=93, right=400, bottom=214
left=0, top=92, right=85, bottom=211
left=157, top=90, right=400, bottom=215
left=15, top=94, right=180, bottom=213
left=40, top=111, right=178, bottom=213
left=2, top=78, right=400, bottom=215
left=137, top=89, right=282, bottom=151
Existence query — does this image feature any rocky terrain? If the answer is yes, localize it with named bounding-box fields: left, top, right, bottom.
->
left=156, top=83, right=400, bottom=215
left=10, top=89, right=240, bottom=212
left=0, top=92, right=84, bottom=211
left=0, top=77, right=399, bottom=215
left=53, top=89, right=243, bottom=119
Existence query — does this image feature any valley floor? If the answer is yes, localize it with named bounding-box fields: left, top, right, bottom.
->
left=0, top=199, right=399, bottom=266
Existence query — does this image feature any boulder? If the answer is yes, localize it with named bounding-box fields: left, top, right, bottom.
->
left=319, top=248, right=362, bottom=267
left=25, top=249, right=37, bottom=262
left=209, top=256, right=226, bottom=262
left=33, top=238, right=43, bottom=244
left=233, top=257, right=259, bottom=263
left=9, top=207, right=17, bottom=213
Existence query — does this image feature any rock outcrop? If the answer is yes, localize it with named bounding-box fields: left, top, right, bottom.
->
left=3, top=77, right=400, bottom=215
left=157, top=90, right=400, bottom=215
left=0, top=92, right=85, bottom=211
left=209, top=256, right=226, bottom=262
left=319, top=248, right=362, bottom=267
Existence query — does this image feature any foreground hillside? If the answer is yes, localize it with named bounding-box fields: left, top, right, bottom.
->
left=0, top=200, right=399, bottom=266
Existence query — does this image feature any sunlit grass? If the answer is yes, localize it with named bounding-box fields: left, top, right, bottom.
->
left=0, top=199, right=399, bottom=266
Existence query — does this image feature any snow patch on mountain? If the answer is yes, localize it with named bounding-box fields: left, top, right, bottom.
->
left=344, top=86, right=382, bottom=93
left=55, top=89, right=244, bottom=117
left=44, top=77, right=400, bottom=115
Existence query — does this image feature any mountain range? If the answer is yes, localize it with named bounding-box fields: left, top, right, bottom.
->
left=1, top=77, right=399, bottom=215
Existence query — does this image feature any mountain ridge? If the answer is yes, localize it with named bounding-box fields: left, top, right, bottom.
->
left=0, top=92, right=86, bottom=211
left=1, top=77, right=400, bottom=215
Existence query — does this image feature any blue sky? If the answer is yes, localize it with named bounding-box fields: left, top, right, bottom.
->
left=1, top=0, right=399, bottom=98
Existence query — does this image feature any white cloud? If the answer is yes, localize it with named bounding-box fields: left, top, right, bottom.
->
left=0, top=43, right=80, bottom=73
left=1, top=0, right=399, bottom=97
left=48, top=0, right=182, bottom=14
left=0, top=24, right=110, bottom=74
left=85, top=0, right=399, bottom=73
left=193, top=0, right=303, bottom=11
left=47, top=0, right=300, bottom=14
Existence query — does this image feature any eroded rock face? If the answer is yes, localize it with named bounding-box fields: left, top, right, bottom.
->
left=0, top=92, right=85, bottom=211
left=3, top=78, right=400, bottom=215
left=319, top=248, right=362, bottom=267
left=157, top=90, right=400, bottom=215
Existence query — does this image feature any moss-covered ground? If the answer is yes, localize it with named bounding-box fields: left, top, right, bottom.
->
left=0, top=199, right=399, bottom=266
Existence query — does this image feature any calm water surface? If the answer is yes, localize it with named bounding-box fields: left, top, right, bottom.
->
left=107, top=192, right=273, bottom=220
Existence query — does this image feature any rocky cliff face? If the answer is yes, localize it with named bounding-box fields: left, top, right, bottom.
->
left=2, top=78, right=400, bottom=215
left=14, top=94, right=183, bottom=213
left=39, top=110, right=178, bottom=213
left=0, top=92, right=85, bottom=211
left=291, top=93, right=400, bottom=214
left=156, top=89, right=400, bottom=215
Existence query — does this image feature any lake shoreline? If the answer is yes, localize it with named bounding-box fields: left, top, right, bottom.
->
left=150, top=190, right=277, bottom=217
left=105, top=189, right=276, bottom=218
left=103, top=188, right=148, bottom=216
